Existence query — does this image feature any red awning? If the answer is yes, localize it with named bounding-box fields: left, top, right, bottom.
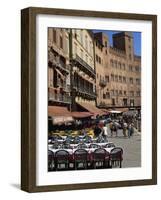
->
left=101, top=109, right=109, bottom=114
left=77, top=102, right=105, bottom=116
left=116, top=108, right=129, bottom=112
left=48, top=106, right=73, bottom=124
left=48, top=106, right=71, bottom=116
left=107, top=108, right=129, bottom=113
left=71, top=112, right=93, bottom=118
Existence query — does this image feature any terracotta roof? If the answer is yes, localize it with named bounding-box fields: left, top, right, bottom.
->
left=48, top=106, right=71, bottom=116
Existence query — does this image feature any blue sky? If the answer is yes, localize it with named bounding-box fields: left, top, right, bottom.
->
left=93, top=30, right=141, bottom=56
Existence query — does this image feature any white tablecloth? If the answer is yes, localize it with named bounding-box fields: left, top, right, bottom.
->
left=48, top=146, right=113, bottom=155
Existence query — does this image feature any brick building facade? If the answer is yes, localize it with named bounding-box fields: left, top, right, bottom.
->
left=48, top=29, right=141, bottom=118
left=94, top=31, right=141, bottom=109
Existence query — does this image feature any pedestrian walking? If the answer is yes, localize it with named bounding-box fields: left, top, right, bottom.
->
left=130, top=123, right=134, bottom=137
left=123, top=122, right=128, bottom=137
left=114, top=122, right=119, bottom=137
left=102, top=122, right=108, bottom=141
left=110, top=121, right=115, bottom=137
left=128, top=123, right=132, bottom=138
left=94, top=124, right=102, bottom=138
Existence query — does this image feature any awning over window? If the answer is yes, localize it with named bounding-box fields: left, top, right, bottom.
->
left=101, top=109, right=109, bottom=114
left=77, top=102, right=105, bottom=116
left=108, top=108, right=129, bottom=113
left=48, top=106, right=71, bottom=116
left=71, top=112, right=93, bottom=118
left=108, top=110, right=122, bottom=114
left=48, top=106, right=73, bottom=124
left=116, top=108, right=129, bottom=112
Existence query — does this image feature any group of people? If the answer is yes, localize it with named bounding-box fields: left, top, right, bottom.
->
left=93, top=122, right=108, bottom=142
left=122, top=122, right=134, bottom=138
left=93, top=119, right=135, bottom=139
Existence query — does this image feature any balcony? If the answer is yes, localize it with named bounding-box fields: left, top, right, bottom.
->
left=48, top=92, right=71, bottom=104
left=57, top=80, right=70, bottom=92
left=99, top=79, right=107, bottom=87
left=48, top=51, right=59, bottom=65
left=100, top=101, right=106, bottom=107
left=57, top=79, right=64, bottom=88
left=62, top=85, right=70, bottom=92
left=48, top=51, right=69, bottom=73
left=74, top=85, right=96, bottom=98
left=57, top=60, right=70, bottom=73
left=73, top=54, right=95, bottom=77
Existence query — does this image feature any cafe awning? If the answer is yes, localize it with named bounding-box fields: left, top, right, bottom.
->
left=48, top=106, right=71, bottom=116
left=108, top=108, right=129, bottom=114
left=116, top=108, right=129, bottom=112
left=77, top=102, right=105, bottom=116
left=48, top=106, right=73, bottom=124
left=71, top=112, right=93, bottom=118
left=101, top=109, right=109, bottom=114
left=108, top=110, right=122, bottom=114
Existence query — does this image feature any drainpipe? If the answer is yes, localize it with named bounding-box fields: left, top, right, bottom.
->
left=69, top=29, right=76, bottom=111
left=93, top=36, right=97, bottom=107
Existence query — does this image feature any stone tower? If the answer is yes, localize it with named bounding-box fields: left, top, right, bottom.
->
left=113, top=31, right=134, bottom=61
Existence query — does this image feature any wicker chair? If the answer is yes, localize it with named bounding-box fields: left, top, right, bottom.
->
left=93, top=148, right=109, bottom=169
left=55, top=150, right=70, bottom=170
left=110, top=147, right=123, bottom=168
left=48, top=150, right=54, bottom=171
left=74, top=149, right=88, bottom=170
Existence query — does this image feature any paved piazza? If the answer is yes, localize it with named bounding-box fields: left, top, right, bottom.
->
left=108, top=129, right=141, bottom=168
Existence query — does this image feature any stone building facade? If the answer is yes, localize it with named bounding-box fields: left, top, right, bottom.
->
left=48, top=29, right=141, bottom=115
left=94, top=32, right=109, bottom=107
left=48, top=28, right=71, bottom=109
left=94, top=31, right=141, bottom=109
left=70, top=29, right=96, bottom=111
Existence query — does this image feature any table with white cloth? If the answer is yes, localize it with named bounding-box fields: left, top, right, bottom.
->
left=48, top=145, right=114, bottom=164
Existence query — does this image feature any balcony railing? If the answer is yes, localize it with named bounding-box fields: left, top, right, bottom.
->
left=74, top=85, right=96, bottom=98
left=49, top=92, right=71, bottom=104
left=99, top=79, right=107, bottom=87
left=57, top=60, right=70, bottom=72
left=48, top=51, right=70, bottom=72
left=57, top=79, right=64, bottom=88
left=74, top=54, right=95, bottom=76
left=48, top=52, right=59, bottom=64
left=56, top=80, right=70, bottom=92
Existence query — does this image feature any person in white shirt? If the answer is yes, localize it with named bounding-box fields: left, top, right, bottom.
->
left=123, top=122, right=128, bottom=137
left=102, top=122, right=108, bottom=141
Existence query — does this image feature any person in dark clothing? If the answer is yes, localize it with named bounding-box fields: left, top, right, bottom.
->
left=94, top=124, right=102, bottom=138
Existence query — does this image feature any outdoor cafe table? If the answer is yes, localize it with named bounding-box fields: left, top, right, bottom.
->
left=48, top=147, right=113, bottom=154
left=69, top=142, right=109, bottom=149
left=48, top=146, right=114, bottom=163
